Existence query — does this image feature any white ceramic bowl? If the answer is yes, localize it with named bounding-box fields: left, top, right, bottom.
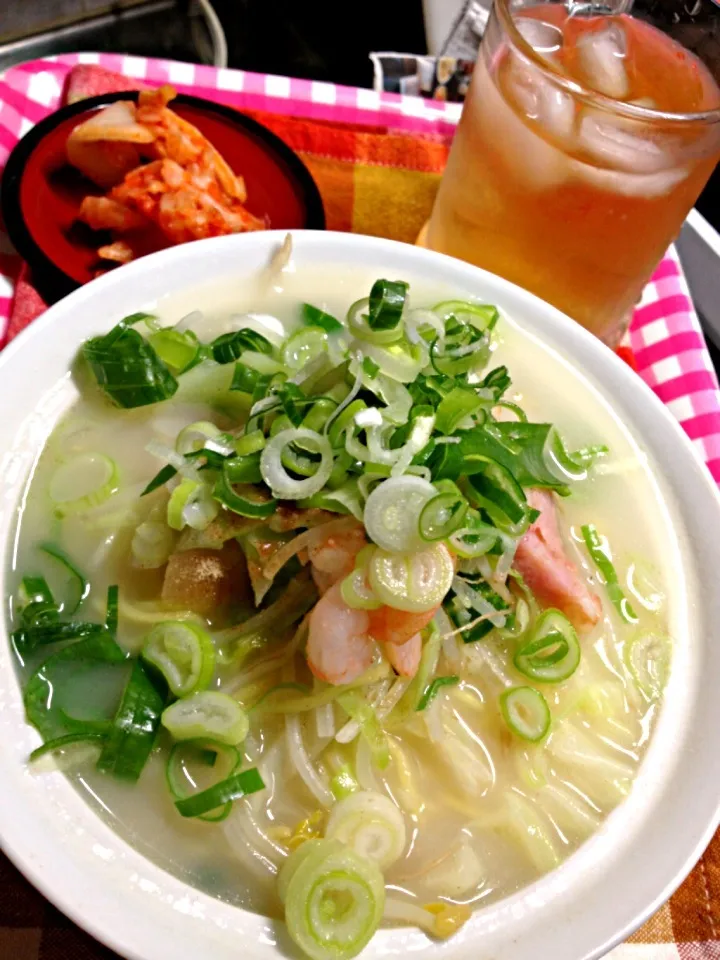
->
left=1, top=230, right=719, bottom=960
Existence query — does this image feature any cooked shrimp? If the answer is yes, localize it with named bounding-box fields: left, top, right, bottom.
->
left=515, top=488, right=602, bottom=632
left=307, top=582, right=375, bottom=685
left=308, top=525, right=367, bottom=594
left=385, top=632, right=422, bottom=677
left=367, top=604, right=439, bottom=647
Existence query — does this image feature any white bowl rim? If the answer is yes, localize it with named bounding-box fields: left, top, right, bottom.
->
left=0, top=229, right=719, bottom=960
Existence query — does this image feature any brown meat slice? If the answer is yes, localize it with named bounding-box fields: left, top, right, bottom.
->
left=162, top=541, right=250, bottom=615
left=514, top=489, right=602, bottom=632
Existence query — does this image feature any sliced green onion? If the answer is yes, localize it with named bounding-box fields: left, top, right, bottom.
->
left=260, top=428, right=334, bottom=500
left=347, top=298, right=402, bottom=346
left=37, top=544, right=89, bottom=615
left=149, top=328, right=200, bottom=374
left=23, top=631, right=126, bottom=739
left=328, top=399, right=367, bottom=448
left=325, top=790, right=407, bottom=870
left=331, top=764, right=360, bottom=801
left=167, top=478, right=220, bottom=531
left=624, top=631, right=672, bottom=700
left=419, top=482, right=468, bottom=541
left=96, top=660, right=165, bottom=781
left=166, top=739, right=242, bottom=822
left=432, top=300, right=500, bottom=333
left=464, top=456, right=531, bottom=534
left=174, top=767, right=265, bottom=818
left=500, top=686, right=551, bottom=742
left=105, top=584, right=119, bottom=636
left=302, top=303, right=344, bottom=333
left=240, top=350, right=284, bottom=376
left=213, top=470, right=276, bottom=518
left=83, top=321, right=179, bottom=408
left=362, top=356, right=380, bottom=379
left=369, top=279, right=408, bottom=330
left=211, top=328, right=273, bottom=364
left=435, top=386, right=486, bottom=435
left=364, top=476, right=436, bottom=553
left=301, top=398, right=338, bottom=434
left=222, top=453, right=263, bottom=485
left=369, top=543, right=454, bottom=613
left=337, top=692, right=390, bottom=770
left=234, top=430, right=266, bottom=456
left=581, top=524, right=637, bottom=623
left=514, top=609, right=581, bottom=683
left=142, top=621, right=216, bottom=697
left=16, top=575, right=58, bottom=629
left=49, top=453, right=118, bottom=517
left=162, top=691, right=249, bottom=745
left=141, top=463, right=178, bottom=496
left=341, top=563, right=382, bottom=611
left=175, top=420, right=221, bottom=455
left=280, top=839, right=385, bottom=960
left=230, top=361, right=262, bottom=395
left=29, top=732, right=106, bottom=765
left=361, top=338, right=428, bottom=384
left=282, top=327, right=328, bottom=371
left=416, top=675, right=460, bottom=712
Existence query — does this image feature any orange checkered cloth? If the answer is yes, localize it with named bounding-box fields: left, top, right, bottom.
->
left=1, top=64, right=718, bottom=960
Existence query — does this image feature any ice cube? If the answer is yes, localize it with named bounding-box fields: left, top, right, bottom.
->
left=507, top=53, right=575, bottom=139
left=515, top=18, right=564, bottom=59
left=578, top=115, right=669, bottom=173
left=576, top=24, right=629, bottom=99
left=574, top=162, right=687, bottom=198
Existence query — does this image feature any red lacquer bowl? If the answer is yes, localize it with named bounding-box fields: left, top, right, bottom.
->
left=1, top=91, right=325, bottom=301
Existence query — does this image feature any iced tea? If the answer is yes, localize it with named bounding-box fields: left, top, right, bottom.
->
left=426, top=1, right=720, bottom=343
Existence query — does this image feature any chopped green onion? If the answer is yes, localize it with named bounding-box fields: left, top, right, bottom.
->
left=23, top=631, right=126, bottom=739
left=368, top=279, right=408, bottom=330
left=337, top=692, right=390, bottom=770
left=513, top=610, right=581, bottom=683
left=142, top=621, right=216, bottom=697
left=435, top=386, right=486, bottom=435
left=347, top=299, right=402, bottom=346
left=162, top=691, right=249, bottom=745
left=280, top=839, right=385, bottom=960
left=174, top=767, right=265, bottom=818
left=581, top=524, right=637, bottom=623
left=166, top=739, right=242, bottom=822
left=49, top=453, right=118, bottom=517
left=419, top=482, right=468, bottom=541
left=175, top=420, right=221, bottom=455
left=83, top=321, right=178, bottom=408
left=364, top=475, right=436, bottom=553
left=361, top=338, right=428, bottom=384
left=325, top=790, right=407, bottom=870
left=330, top=765, right=360, bottom=800
left=260, top=428, right=334, bottom=500
left=416, top=675, right=460, bottom=712
left=167, top=478, right=220, bottom=531
left=464, top=456, right=531, bottom=533
left=341, top=563, right=383, bottom=611
left=211, top=328, right=273, bottom=364
left=432, top=300, right=500, bottom=333
left=282, top=327, right=328, bottom=371
left=302, top=303, right=344, bottom=333
left=16, top=575, right=58, bottom=629
left=97, top=659, right=166, bottom=781
left=362, top=356, right=380, bottom=379
left=141, top=463, right=178, bottom=497
left=37, top=544, right=89, bottom=615
left=234, top=430, right=266, bottom=456
left=214, top=469, right=276, bottom=518
left=149, top=328, right=200, bottom=374
left=223, top=453, right=263, bottom=485
left=368, top=543, right=454, bottom=613
left=105, top=584, right=119, bottom=637
left=500, top=686, right=551, bottom=742
left=13, top=619, right=107, bottom=655
left=29, top=732, right=106, bottom=765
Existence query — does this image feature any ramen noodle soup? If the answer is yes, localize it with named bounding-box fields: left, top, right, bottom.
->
left=7, top=254, right=675, bottom=960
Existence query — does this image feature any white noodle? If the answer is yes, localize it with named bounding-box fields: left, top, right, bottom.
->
left=285, top=713, right=334, bottom=808
left=315, top=703, right=336, bottom=739
left=356, top=736, right=382, bottom=792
